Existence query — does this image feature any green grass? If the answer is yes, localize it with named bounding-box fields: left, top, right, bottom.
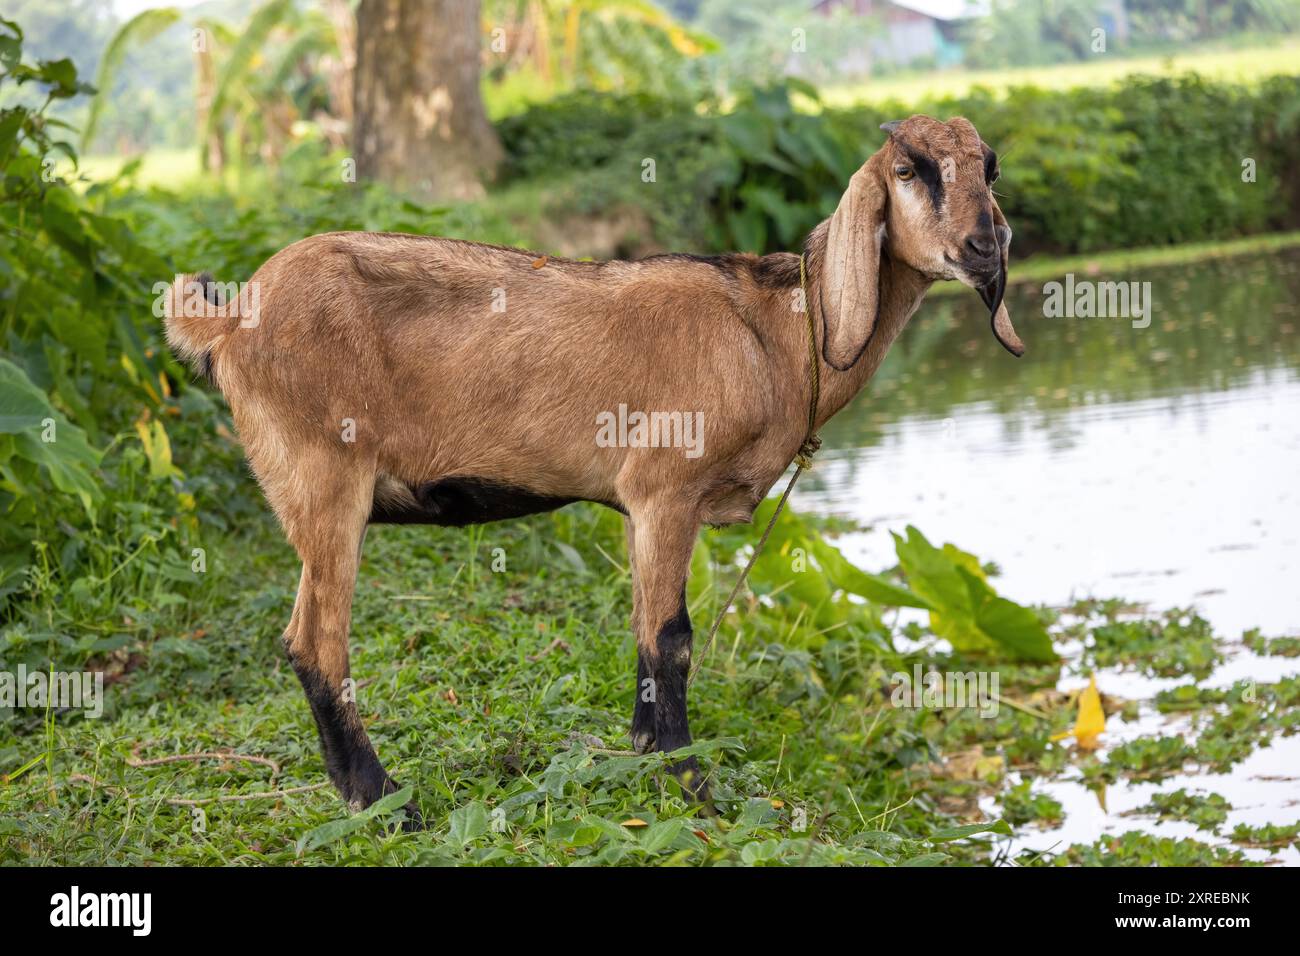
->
left=73, top=148, right=201, bottom=190
left=0, top=505, right=1008, bottom=865
left=821, top=40, right=1300, bottom=107
left=5, top=491, right=1297, bottom=865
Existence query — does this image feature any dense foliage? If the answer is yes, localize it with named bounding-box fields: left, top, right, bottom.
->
left=500, top=73, right=1300, bottom=256
left=960, top=0, right=1300, bottom=69
left=0, top=21, right=260, bottom=662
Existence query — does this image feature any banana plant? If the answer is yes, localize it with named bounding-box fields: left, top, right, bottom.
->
left=80, top=7, right=181, bottom=153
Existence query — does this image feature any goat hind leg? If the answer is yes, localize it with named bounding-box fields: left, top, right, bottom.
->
left=280, top=479, right=421, bottom=828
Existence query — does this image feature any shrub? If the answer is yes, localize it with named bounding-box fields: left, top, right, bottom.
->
left=0, top=20, right=239, bottom=640
left=496, top=73, right=1300, bottom=255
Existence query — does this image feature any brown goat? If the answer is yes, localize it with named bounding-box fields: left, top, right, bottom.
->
left=163, top=114, right=1022, bottom=822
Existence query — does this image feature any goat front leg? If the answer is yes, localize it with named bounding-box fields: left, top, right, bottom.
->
left=628, top=500, right=711, bottom=806
left=279, top=477, right=421, bottom=828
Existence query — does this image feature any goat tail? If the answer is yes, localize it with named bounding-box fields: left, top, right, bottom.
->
left=162, top=271, right=253, bottom=383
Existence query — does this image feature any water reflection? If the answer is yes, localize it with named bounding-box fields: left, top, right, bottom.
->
left=798, top=250, right=1300, bottom=637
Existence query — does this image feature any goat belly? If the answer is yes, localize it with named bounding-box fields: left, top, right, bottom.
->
left=368, top=476, right=581, bottom=526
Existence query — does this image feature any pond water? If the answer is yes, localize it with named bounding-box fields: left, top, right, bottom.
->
left=793, top=248, right=1300, bottom=863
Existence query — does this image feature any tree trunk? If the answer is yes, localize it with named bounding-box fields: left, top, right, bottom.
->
left=353, top=0, right=502, bottom=201
left=324, top=0, right=357, bottom=125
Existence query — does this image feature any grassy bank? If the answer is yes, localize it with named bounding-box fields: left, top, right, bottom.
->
left=4, top=490, right=1297, bottom=865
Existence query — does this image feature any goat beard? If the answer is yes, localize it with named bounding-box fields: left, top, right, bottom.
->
left=976, top=267, right=1005, bottom=321
left=976, top=253, right=1024, bottom=357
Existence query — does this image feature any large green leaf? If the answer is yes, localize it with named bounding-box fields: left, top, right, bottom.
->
left=0, top=358, right=102, bottom=515
left=893, top=526, right=1055, bottom=662
left=719, top=500, right=926, bottom=635
left=808, top=535, right=930, bottom=609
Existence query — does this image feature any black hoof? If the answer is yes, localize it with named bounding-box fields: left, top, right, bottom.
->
left=336, top=760, right=421, bottom=829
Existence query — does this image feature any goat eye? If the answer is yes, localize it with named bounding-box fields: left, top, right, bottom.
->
left=896, top=166, right=915, bottom=182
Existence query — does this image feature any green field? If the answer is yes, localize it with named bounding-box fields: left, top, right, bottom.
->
left=74, top=148, right=202, bottom=190
left=821, top=40, right=1300, bottom=106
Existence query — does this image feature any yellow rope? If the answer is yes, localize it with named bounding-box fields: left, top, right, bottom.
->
left=690, top=254, right=821, bottom=683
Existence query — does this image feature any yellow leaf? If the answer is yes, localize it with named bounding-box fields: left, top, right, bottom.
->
left=1052, top=674, right=1106, bottom=749
left=621, top=818, right=648, bottom=828
left=134, top=416, right=153, bottom=457
left=135, top=418, right=179, bottom=480
left=1075, top=673, right=1106, bottom=750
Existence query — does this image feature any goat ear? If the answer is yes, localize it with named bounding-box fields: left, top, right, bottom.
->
left=821, top=154, right=887, bottom=371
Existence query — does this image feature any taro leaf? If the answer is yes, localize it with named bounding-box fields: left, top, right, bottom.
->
left=958, top=567, right=1056, bottom=663
left=893, top=526, right=1055, bottom=662
left=741, top=500, right=926, bottom=627
left=808, top=536, right=928, bottom=609
left=893, top=527, right=981, bottom=650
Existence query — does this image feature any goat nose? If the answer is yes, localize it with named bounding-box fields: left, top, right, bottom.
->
left=965, top=234, right=997, bottom=259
